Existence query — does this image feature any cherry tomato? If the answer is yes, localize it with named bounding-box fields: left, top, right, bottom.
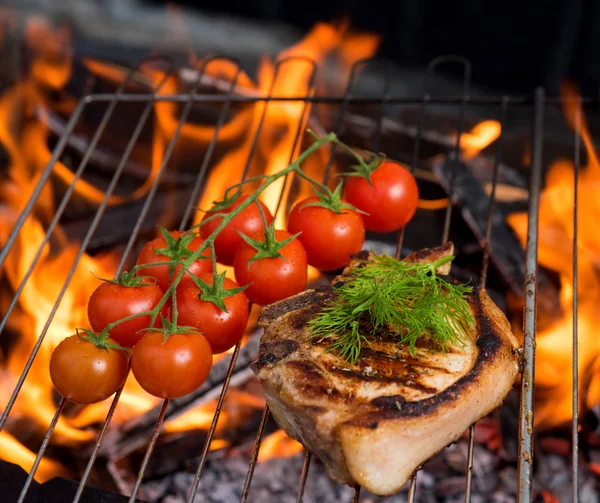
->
left=176, top=273, right=249, bottom=354
left=131, top=331, right=212, bottom=399
left=233, top=230, right=308, bottom=306
left=136, top=230, right=212, bottom=291
left=49, top=334, right=128, bottom=404
left=88, top=278, right=168, bottom=347
left=287, top=197, right=365, bottom=271
left=344, top=161, right=419, bottom=232
left=200, top=193, right=274, bottom=266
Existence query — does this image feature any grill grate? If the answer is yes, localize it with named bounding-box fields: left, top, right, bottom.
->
left=0, top=51, right=589, bottom=502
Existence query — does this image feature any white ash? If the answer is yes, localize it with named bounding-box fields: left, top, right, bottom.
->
left=137, top=425, right=600, bottom=503
left=138, top=439, right=600, bottom=502
left=135, top=437, right=501, bottom=502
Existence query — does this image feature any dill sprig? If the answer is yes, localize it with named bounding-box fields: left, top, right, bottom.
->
left=307, top=253, right=474, bottom=364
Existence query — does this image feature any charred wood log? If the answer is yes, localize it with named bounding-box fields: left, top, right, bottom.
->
left=0, top=459, right=133, bottom=503
left=61, top=187, right=194, bottom=252
left=432, top=157, right=560, bottom=316
left=0, top=460, right=42, bottom=503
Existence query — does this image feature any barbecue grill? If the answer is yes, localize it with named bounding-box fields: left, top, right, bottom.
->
left=0, top=46, right=588, bottom=503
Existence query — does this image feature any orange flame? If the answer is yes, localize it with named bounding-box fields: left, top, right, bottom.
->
left=561, top=82, right=600, bottom=173
left=0, top=17, right=164, bottom=475
left=257, top=430, right=303, bottom=462
left=507, top=83, right=600, bottom=428
left=0, top=16, right=382, bottom=480
left=459, top=120, right=501, bottom=160
left=164, top=405, right=219, bottom=435
left=0, top=432, right=69, bottom=482
left=194, top=22, right=381, bottom=228
left=259, top=22, right=381, bottom=226
left=24, top=17, right=72, bottom=90
left=417, top=119, right=502, bottom=211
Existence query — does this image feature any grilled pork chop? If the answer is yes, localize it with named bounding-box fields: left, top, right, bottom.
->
left=251, top=243, right=520, bottom=496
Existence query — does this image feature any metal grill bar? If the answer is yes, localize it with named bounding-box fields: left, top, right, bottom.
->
left=434, top=56, right=470, bottom=503
left=73, top=382, right=127, bottom=503
left=179, top=64, right=243, bottom=230
left=517, top=87, right=545, bottom=502
left=464, top=426, right=476, bottom=500
left=239, top=57, right=291, bottom=182
left=322, top=56, right=362, bottom=182
left=436, top=57, right=470, bottom=246
left=129, top=399, right=170, bottom=502
left=273, top=59, right=317, bottom=219
left=407, top=477, right=417, bottom=501
left=240, top=406, right=270, bottom=503
left=571, top=96, right=581, bottom=502
left=371, top=65, right=391, bottom=154
left=60, top=93, right=600, bottom=105
left=187, top=342, right=243, bottom=502
left=17, top=397, right=67, bottom=503
left=296, top=452, right=312, bottom=503
left=395, top=94, right=427, bottom=257
left=480, top=97, right=508, bottom=288
left=464, top=96, right=508, bottom=503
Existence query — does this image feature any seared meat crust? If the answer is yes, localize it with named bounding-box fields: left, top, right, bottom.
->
left=252, top=244, right=520, bottom=495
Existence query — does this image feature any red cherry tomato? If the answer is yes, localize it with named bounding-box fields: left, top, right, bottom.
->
left=200, top=193, right=274, bottom=266
left=344, top=161, right=419, bottom=232
left=233, top=230, right=308, bottom=306
left=50, top=334, right=129, bottom=404
left=131, top=331, right=213, bottom=399
left=176, top=273, right=249, bottom=354
left=88, top=278, right=168, bottom=347
left=287, top=197, right=365, bottom=271
left=136, top=230, right=212, bottom=291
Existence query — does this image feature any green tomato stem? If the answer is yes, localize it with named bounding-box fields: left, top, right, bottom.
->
left=254, top=197, right=271, bottom=231
left=99, top=310, right=154, bottom=337
left=292, top=168, right=333, bottom=198
left=330, top=134, right=380, bottom=171
left=170, top=288, right=178, bottom=326
left=130, top=260, right=191, bottom=273
left=209, top=242, right=219, bottom=279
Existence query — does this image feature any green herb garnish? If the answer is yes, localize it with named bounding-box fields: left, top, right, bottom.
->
left=308, top=253, right=474, bottom=364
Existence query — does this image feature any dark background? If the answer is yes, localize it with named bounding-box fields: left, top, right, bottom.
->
left=143, top=0, right=600, bottom=97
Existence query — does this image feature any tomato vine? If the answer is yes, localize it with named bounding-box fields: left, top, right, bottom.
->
left=83, top=130, right=378, bottom=347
